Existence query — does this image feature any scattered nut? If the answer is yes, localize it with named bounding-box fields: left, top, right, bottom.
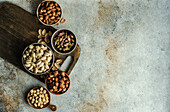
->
left=60, top=18, right=66, bottom=23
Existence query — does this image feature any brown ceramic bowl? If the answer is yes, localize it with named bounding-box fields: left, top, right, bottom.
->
left=51, top=29, right=77, bottom=55
left=37, top=0, right=63, bottom=26
left=45, top=70, right=71, bottom=95
left=22, top=43, right=54, bottom=75
left=27, top=87, right=57, bottom=111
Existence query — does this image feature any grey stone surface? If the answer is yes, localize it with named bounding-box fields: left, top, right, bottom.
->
left=0, top=0, right=170, bottom=112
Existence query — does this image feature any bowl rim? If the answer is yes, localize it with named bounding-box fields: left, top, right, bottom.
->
left=36, top=0, right=63, bottom=26
left=22, top=43, right=55, bottom=75
left=27, top=86, right=51, bottom=109
left=45, top=70, right=71, bottom=95
left=51, top=29, right=77, bottom=55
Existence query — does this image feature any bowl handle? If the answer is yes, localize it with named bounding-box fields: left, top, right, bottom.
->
left=48, top=104, right=57, bottom=111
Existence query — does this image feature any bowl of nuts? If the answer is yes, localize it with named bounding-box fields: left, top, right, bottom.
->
left=37, top=0, right=65, bottom=26
left=27, top=87, right=57, bottom=111
left=45, top=70, right=70, bottom=95
left=22, top=43, right=54, bottom=75
left=51, top=29, right=77, bottom=55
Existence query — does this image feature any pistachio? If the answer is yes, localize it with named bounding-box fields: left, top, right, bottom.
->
left=42, top=29, right=46, bottom=36
left=45, top=38, right=50, bottom=43
left=45, top=33, right=49, bottom=38
left=37, top=39, right=43, bottom=43
left=38, top=29, right=42, bottom=35
left=49, top=31, right=52, bottom=36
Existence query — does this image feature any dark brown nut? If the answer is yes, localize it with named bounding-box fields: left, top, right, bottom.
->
left=60, top=84, right=65, bottom=88
left=63, top=77, right=67, bottom=81
left=49, top=80, right=52, bottom=83
left=54, top=71, right=58, bottom=75
left=59, top=79, right=64, bottom=84
left=41, top=2, right=44, bottom=6
left=60, top=18, right=66, bottom=23
left=50, top=89, right=53, bottom=92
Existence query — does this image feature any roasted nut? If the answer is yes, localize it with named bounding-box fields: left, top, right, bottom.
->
left=60, top=18, right=66, bottom=23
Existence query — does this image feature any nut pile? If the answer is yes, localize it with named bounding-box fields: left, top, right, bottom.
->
left=46, top=71, right=70, bottom=94
left=52, top=59, right=62, bottom=71
left=28, top=87, right=49, bottom=108
left=37, top=29, right=52, bottom=45
left=38, top=1, right=62, bottom=25
left=53, top=30, right=76, bottom=53
left=23, top=44, right=53, bottom=74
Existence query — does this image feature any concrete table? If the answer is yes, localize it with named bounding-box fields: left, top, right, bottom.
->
left=0, top=0, right=169, bottom=112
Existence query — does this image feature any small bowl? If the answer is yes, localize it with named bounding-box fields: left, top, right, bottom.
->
left=51, top=29, right=77, bottom=55
left=45, top=70, right=71, bottom=95
left=22, top=43, right=54, bottom=75
left=37, top=0, right=63, bottom=26
left=27, top=87, right=57, bottom=111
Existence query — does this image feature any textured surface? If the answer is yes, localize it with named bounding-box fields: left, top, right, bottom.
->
left=0, top=0, right=170, bottom=112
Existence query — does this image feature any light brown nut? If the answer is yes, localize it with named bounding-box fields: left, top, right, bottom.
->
left=51, top=16, right=55, bottom=20
left=54, top=63, right=60, bottom=69
left=60, top=18, right=66, bottom=23
left=42, top=29, right=46, bottom=36
left=56, top=59, right=62, bottom=64
left=45, top=33, right=49, bottom=38
left=48, top=31, right=52, bottom=36
left=41, top=41, right=47, bottom=45
left=38, top=35, right=42, bottom=39
left=38, top=29, right=42, bottom=35
left=37, top=39, right=43, bottom=43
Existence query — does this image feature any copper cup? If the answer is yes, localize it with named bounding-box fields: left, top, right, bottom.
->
left=45, top=70, right=71, bottom=95
left=27, top=87, right=57, bottom=111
